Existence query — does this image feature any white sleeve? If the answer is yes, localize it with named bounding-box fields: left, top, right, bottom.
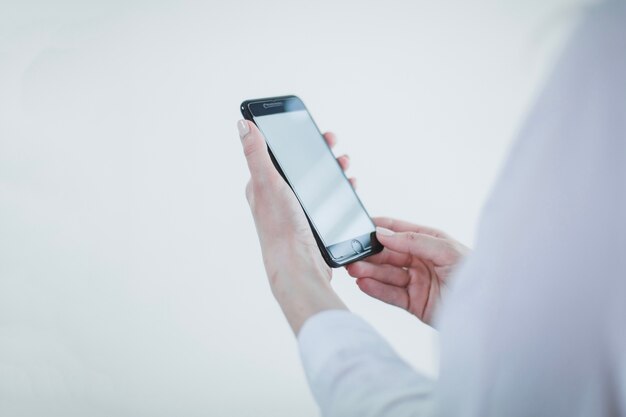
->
left=298, top=310, right=435, bottom=417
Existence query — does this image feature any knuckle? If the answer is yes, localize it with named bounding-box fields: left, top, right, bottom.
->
left=242, top=140, right=259, bottom=159
left=351, top=263, right=365, bottom=276
left=444, top=240, right=463, bottom=260
left=347, top=262, right=366, bottom=277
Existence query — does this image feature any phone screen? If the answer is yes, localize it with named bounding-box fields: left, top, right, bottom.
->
left=251, top=104, right=375, bottom=252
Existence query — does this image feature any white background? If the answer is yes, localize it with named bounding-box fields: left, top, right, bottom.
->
left=0, top=1, right=584, bottom=416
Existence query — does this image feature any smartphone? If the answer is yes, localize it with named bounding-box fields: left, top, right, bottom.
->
left=240, top=95, right=383, bottom=267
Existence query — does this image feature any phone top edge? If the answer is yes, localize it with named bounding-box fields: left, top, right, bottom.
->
left=240, top=94, right=299, bottom=108
left=241, top=95, right=304, bottom=118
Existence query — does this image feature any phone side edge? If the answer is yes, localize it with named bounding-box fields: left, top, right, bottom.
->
left=240, top=97, right=337, bottom=268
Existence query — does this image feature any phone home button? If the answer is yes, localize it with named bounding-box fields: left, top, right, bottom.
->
left=351, top=239, right=364, bottom=254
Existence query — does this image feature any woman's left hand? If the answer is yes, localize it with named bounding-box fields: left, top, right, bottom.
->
left=237, top=120, right=348, bottom=334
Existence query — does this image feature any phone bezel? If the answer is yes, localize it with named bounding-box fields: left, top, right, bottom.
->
left=240, top=95, right=383, bottom=268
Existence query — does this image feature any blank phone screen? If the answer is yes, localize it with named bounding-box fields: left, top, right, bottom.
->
left=254, top=110, right=374, bottom=247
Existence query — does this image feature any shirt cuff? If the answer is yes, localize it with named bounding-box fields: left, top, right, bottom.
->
left=298, top=309, right=383, bottom=378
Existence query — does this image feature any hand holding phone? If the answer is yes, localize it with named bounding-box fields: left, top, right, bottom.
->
left=237, top=118, right=348, bottom=333
left=240, top=96, right=382, bottom=267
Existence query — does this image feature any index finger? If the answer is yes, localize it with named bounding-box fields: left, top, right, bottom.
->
left=373, top=217, right=447, bottom=238
left=363, top=247, right=412, bottom=268
left=376, top=229, right=459, bottom=266
left=323, top=132, right=337, bottom=148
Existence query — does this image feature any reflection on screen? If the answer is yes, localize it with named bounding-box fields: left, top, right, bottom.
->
left=255, top=110, right=374, bottom=247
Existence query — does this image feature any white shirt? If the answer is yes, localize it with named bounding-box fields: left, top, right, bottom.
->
left=298, top=2, right=626, bottom=416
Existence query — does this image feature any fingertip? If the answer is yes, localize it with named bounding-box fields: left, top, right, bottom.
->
left=337, top=155, right=350, bottom=171
left=372, top=216, right=389, bottom=226
left=241, top=123, right=262, bottom=157
left=345, top=262, right=359, bottom=277
left=355, top=277, right=374, bottom=293
left=323, top=132, right=337, bottom=147
left=237, top=119, right=250, bottom=140
left=249, top=120, right=262, bottom=133
left=239, top=121, right=277, bottom=181
left=376, top=226, right=394, bottom=238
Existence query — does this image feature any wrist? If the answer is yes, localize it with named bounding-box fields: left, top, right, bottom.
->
left=262, top=240, right=328, bottom=287
left=270, top=268, right=331, bottom=302
left=264, top=252, right=346, bottom=334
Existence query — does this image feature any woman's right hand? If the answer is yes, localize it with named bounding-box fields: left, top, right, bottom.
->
left=346, top=218, right=469, bottom=326
left=327, top=131, right=467, bottom=326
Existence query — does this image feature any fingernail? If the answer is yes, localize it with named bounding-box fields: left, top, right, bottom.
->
left=237, top=120, right=250, bottom=140
left=376, top=226, right=394, bottom=236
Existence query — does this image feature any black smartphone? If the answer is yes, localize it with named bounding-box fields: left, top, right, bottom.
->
left=240, top=95, right=383, bottom=268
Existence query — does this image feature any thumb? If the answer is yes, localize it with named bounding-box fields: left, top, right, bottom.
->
left=237, top=119, right=279, bottom=182
left=375, top=227, right=458, bottom=265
